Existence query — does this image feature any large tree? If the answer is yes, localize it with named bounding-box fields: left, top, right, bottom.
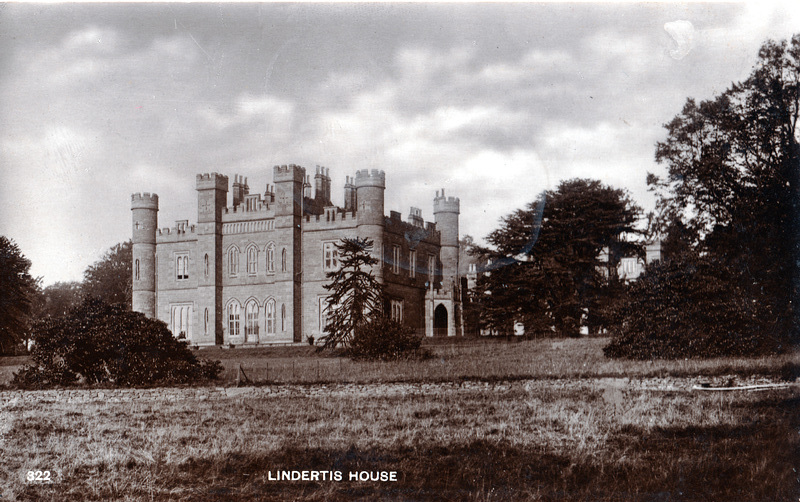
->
left=648, top=35, right=800, bottom=342
left=34, top=281, right=84, bottom=319
left=0, top=236, right=38, bottom=354
left=321, top=237, right=383, bottom=348
left=473, top=179, right=642, bottom=337
left=83, top=241, right=132, bottom=308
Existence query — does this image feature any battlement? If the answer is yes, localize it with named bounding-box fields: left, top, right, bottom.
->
left=354, top=169, right=386, bottom=188
left=196, top=173, right=229, bottom=191
left=131, top=192, right=159, bottom=209
left=273, top=164, right=306, bottom=183
left=433, top=189, right=460, bottom=214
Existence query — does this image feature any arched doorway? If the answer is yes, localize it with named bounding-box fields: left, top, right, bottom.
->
left=434, top=304, right=448, bottom=337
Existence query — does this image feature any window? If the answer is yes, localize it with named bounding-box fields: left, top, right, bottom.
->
left=204, top=308, right=209, bottom=335
left=134, top=259, right=140, bottom=281
left=170, top=304, right=192, bottom=339
left=204, top=254, right=209, bottom=278
left=176, top=253, right=189, bottom=280
left=409, top=250, right=417, bottom=278
left=227, top=300, right=241, bottom=337
left=429, top=255, right=436, bottom=281
left=228, top=247, right=239, bottom=276
left=281, top=248, right=288, bottom=272
left=281, top=304, right=286, bottom=332
left=390, top=299, right=404, bottom=323
left=323, top=242, right=339, bottom=271
left=265, top=299, right=276, bottom=335
left=392, top=245, right=401, bottom=274
left=246, top=246, right=257, bottom=275
left=245, top=300, right=259, bottom=337
left=266, top=243, right=275, bottom=273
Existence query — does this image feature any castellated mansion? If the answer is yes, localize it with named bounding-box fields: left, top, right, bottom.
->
left=131, top=164, right=463, bottom=346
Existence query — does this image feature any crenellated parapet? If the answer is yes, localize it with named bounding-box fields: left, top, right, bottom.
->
left=274, top=164, right=306, bottom=183
left=355, top=169, right=386, bottom=188
left=434, top=189, right=460, bottom=214
left=131, top=192, right=159, bottom=210
left=196, top=173, right=229, bottom=191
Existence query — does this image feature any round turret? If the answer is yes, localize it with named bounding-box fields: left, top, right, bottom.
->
left=131, top=193, right=159, bottom=318
left=355, top=169, right=386, bottom=279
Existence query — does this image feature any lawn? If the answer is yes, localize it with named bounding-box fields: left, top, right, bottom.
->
left=1, top=337, right=798, bottom=501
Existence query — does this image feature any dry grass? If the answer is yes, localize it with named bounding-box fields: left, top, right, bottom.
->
left=1, top=338, right=798, bottom=500
left=1, top=379, right=798, bottom=500
left=208, top=337, right=800, bottom=385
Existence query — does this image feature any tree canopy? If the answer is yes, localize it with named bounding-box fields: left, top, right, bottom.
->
left=83, top=240, right=132, bottom=308
left=0, top=236, right=38, bottom=354
left=647, top=34, right=800, bottom=343
left=473, top=179, right=642, bottom=337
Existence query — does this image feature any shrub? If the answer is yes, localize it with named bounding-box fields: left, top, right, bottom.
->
left=348, top=316, right=431, bottom=361
left=13, top=299, right=222, bottom=388
left=604, top=258, right=790, bottom=359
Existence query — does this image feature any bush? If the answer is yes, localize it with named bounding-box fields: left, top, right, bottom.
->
left=348, top=316, right=431, bottom=361
left=604, top=258, right=791, bottom=359
left=13, top=299, right=222, bottom=388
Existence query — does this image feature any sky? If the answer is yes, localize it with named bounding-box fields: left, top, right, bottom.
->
left=1, top=2, right=799, bottom=286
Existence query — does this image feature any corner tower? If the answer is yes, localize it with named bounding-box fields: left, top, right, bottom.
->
left=355, top=169, right=386, bottom=281
left=131, top=192, right=159, bottom=318
left=274, top=164, right=305, bottom=343
left=196, top=173, right=228, bottom=345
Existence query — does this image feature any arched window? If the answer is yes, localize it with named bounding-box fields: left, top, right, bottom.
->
left=266, top=299, right=276, bottom=335
left=204, top=308, right=209, bottom=335
left=134, top=259, right=140, bottom=281
left=176, top=254, right=189, bottom=280
left=245, top=300, right=259, bottom=338
left=266, top=243, right=276, bottom=273
left=246, top=246, right=257, bottom=275
left=227, top=300, right=241, bottom=337
left=228, top=247, right=239, bottom=276
left=281, top=304, right=286, bottom=332
left=281, top=248, right=287, bottom=272
left=204, top=254, right=209, bottom=278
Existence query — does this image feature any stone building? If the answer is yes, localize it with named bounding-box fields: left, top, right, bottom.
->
left=131, top=164, right=462, bottom=345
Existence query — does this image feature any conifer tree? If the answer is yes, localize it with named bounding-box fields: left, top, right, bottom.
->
left=321, top=238, right=383, bottom=348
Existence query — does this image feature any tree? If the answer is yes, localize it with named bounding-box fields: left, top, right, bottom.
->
left=83, top=241, right=132, bottom=308
left=34, top=281, right=83, bottom=319
left=13, top=299, right=222, bottom=388
left=473, top=179, right=643, bottom=337
left=646, top=35, right=800, bottom=345
left=321, top=238, right=383, bottom=348
left=0, top=236, right=38, bottom=354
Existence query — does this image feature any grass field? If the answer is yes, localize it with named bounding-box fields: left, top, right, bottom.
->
left=1, top=337, right=799, bottom=501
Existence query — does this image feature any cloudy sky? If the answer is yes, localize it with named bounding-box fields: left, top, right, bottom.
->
left=1, top=2, right=799, bottom=286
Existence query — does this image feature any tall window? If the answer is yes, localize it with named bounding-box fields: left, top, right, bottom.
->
left=323, top=242, right=339, bottom=271
left=390, top=299, right=404, bottom=322
left=176, top=254, right=189, bottom=280
left=204, top=308, right=209, bottom=335
left=170, top=304, right=192, bottom=339
left=227, top=300, right=241, bottom=337
left=266, top=299, right=276, bottom=335
left=281, top=304, right=286, bottom=332
left=266, top=243, right=275, bottom=273
left=281, top=248, right=287, bottom=272
left=246, top=246, right=258, bottom=275
left=228, top=247, right=239, bottom=276
left=409, top=250, right=417, bottom=278
left=392, top=245, right=401, bottom=274
left=134, top=259, right=140, bottom=280
left=245, top=300, right=259, bottom=337
left=204, top=254, right=209, bottom=278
